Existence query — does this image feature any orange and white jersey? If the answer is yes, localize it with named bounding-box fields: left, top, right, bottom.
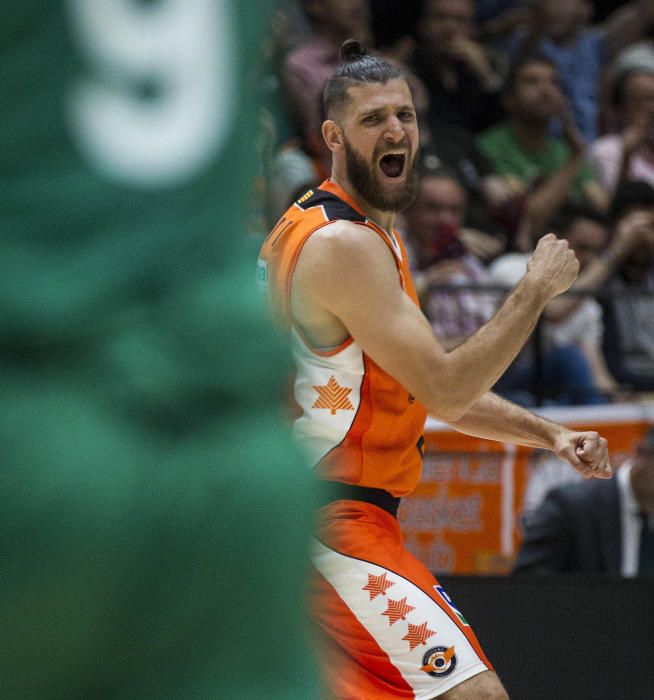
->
left=258, top=180, right=427, bottom=497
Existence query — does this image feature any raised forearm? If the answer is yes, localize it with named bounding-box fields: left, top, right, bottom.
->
left=436, top=278, right=546, bottom=416
left=427, top=238, right=578, bottom=421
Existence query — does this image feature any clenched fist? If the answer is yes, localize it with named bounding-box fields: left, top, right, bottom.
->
left=553, top=429, right=612, bottom=480
left=525, top=233, right=580, bottom=300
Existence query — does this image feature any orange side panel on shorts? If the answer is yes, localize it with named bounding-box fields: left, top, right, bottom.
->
left=311, top=572, right=415, bottom=699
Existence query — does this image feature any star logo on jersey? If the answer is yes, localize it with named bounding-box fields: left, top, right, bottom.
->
left=362, top=572, right=395, bottom=600
left=382, top=597, right=415, bottom=625
left=312, top=376, right=354, bottom=415
left=402, top=621, right=436, bottom=651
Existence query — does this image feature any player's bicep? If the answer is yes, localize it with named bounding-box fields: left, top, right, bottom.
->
left=297, top=224, right=447, bottom=398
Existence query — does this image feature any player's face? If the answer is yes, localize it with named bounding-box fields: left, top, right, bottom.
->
left=340, top=79, right=420, bottom=212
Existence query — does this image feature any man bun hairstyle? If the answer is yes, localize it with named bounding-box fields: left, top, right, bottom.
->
left=323, top=39, right=404, bottom=118
left=340, top=38, right=367, bottom=62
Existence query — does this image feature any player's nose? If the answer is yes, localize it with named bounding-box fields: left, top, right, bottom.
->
left=383, top=116, right=405, bottom=142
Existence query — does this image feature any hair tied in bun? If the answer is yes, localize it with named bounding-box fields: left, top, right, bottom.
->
left=340, top=39, right=367, bottom=62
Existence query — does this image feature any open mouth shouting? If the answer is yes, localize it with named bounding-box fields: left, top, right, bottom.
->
left=379, top=151, right=407, bottom=179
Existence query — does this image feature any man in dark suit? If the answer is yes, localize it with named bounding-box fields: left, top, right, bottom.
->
left=514, top=426, right=654, bottom=575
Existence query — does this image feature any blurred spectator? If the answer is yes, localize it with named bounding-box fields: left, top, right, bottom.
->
left=541, top=204, right=619, bottom=399
left=613, top=36, right=654, bottom=77
left=590, top=67, right=654, bottom=194
left=514, top=426, right=654, bottom=576
left=283, top=0, right=372, bottom=174
left=475, top=1, right=531, bottom=44
left=489, top=254, right=608, bottom=407
left=369, top=0, right=421, bottom=49
left=488, top=195, right=651, bottom=404
left=412, top=0, right=505, bottom=134
left=411, top=78, right=509, bottom=246
left=477, top=52, right=608, bottom=250
left=402, top=171, right=498, bottom=348
left=521, top=448, right=583, bottom=524
left=602, top=180, right=654, bottom=390
left=508, top=0, right=654, bottom=143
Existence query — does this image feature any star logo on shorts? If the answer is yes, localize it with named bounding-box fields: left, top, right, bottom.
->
left=362, top=572, right=395, bottom=600
left=382, top=597, right=415, bottom=625
left=402, top=621, right=436, bottom=651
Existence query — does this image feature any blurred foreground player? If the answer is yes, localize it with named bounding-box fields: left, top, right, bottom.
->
left=0, top=3, right=316, bottom=698
left=259, top=41, right=612, bottom=699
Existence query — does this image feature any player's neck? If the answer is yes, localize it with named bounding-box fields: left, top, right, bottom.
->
left=330, top=172, right=396, bottom=233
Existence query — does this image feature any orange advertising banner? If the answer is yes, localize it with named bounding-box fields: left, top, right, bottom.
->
left=398, top=403, right=654, bottom=575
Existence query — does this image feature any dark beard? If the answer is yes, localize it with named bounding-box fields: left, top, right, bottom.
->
left=343, top=137, right=419, bottom=213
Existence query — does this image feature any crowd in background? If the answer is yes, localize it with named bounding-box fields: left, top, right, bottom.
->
left=258, top=0, right=654, bottom=407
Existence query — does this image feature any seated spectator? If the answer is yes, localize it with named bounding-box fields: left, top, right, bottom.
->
left=520, top=448, right=583, bottom=524
left=507, top=0, right=654, bottom=143
left=282, top=0, right=372, bottom=175
left=488, top=199, right=648, bottom=404
left=268, top=142, right=320, bottom=222
left=401, top=170, right=498, bottom=349
left=612, top=36, right=654, bottom=78
left=514, top=426, right=654, bottom=576
left=490, top=253, right=609, bottom=406
left=590, top=67, right=654, bottom=195
left=475, top=1, right=531, bottom=44
left=542, top=204, right=619, bottom=398
left=412, top=0, right=505, bottom=134
left=477, top=52, right=608, bottom=249
left=411, top=78, right=509, bottom=249
left=602, top=181, right=654, bottom=390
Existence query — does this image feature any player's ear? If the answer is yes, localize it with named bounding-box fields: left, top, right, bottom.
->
left=322, top=119, right=344, bottom=153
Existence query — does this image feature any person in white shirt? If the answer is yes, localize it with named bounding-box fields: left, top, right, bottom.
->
left=514, top=426, right=654, bottom=575
left=590, top=67, right=654, bottom=195
left=489, top=201, right=649, bottom=404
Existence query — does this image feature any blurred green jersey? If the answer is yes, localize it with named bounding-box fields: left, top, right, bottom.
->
left=0, top=2, right=317, bottom=697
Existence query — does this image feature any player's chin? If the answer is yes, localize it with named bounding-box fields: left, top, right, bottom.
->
left=377, top=171, right=409, bottom=193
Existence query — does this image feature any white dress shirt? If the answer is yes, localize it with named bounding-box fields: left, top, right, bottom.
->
left=617, top=461, right=651, bottom=576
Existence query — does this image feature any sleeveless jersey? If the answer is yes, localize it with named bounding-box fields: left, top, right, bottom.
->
left=259, top=179, right=428, bottom=497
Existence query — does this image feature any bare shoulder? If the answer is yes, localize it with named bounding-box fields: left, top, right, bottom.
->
left=304, top=219, right=388, bottom=255
left=293, top=219, right=403, bottom=320
left=297, top=220, right=396, bottom=283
